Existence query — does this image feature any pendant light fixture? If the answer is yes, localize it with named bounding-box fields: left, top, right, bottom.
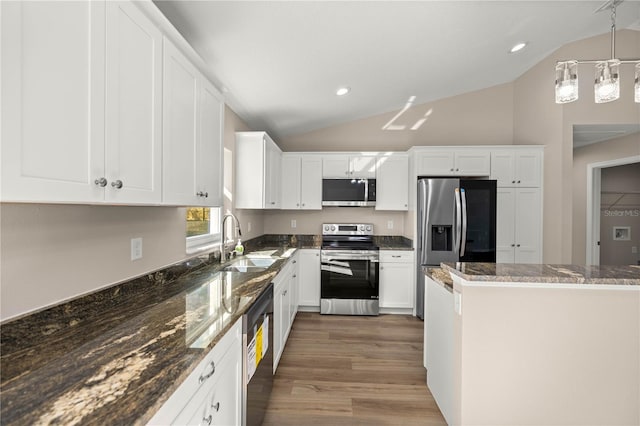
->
left=555, top=0, right=640, bottom=104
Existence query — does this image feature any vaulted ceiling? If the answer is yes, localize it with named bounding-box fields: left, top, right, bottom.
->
left=154, top=1, right=640, bottom=140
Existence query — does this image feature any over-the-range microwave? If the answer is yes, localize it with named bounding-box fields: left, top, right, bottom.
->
left=322, top=178, right=376, bottom=207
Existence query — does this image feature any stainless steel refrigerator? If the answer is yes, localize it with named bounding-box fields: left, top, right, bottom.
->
left=416, top=178, right=496, bottom=319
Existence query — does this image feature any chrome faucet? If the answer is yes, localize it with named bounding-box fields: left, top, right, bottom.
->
left=221, top=213, right=242, bottom=261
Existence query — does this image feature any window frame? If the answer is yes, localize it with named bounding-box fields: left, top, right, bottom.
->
left=186, top=207, right=222, bottom=254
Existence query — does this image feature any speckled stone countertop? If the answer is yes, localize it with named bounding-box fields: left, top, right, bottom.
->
left=423, top=267, right=454, bottom=293
left=0, top=241, right=303, bottom=425
left=442, top=262, right=640, bottom=286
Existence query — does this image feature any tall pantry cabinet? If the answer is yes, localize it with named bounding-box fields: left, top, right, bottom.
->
left=491, top=148, right=544, bottom=263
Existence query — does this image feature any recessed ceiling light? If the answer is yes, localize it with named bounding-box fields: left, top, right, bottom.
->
left=509, top=42, right=527, bottom=53
left=336, top=87, right=351, bottom=96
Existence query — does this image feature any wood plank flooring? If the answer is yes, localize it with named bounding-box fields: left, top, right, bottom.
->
left=263, top=313, right=447, bottom=425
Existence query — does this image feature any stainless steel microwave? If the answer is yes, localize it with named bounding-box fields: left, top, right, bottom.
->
left=322, top=178, right=376, bottom=207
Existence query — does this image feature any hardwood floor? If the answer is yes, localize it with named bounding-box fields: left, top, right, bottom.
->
left=263, top=313, right=447, bottom=425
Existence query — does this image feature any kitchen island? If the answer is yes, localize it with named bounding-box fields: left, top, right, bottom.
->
left=425, top=263, right=640, bottom=426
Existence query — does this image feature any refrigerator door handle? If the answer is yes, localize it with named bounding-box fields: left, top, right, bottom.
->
left=460, top=188, right=468, bottom=257
left=454, top=188, right=462, bottom=255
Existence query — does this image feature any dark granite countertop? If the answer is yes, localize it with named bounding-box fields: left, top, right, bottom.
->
left=0, top=244, right=300, bottom=425
left=442, top=262, right=640, bottom=286
left=423, top=267, right=454, bottom=293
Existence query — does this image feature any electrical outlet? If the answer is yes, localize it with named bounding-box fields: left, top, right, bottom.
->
left=291, top=219, right=297, bottom=229
left=131, top=238, right=142, bottom=261
left=387, top=220, right=393, bottom=230
left=632, top=246, right=638, bottom=254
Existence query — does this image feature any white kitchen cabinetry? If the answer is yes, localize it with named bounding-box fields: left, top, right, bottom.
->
left=235, top=132, right=283, bottom=209
left=281, top=155, right=322, bottom=210
left=376, top=154, right=409, bottom=211
left=425, top=276, right=454, bottom=425
left=162, top=38, right=224, bottom=207
left=297, top=249, right=321, bottom=310
left=273, top=255, right=299, bottom=372
left=322, top=155, right=377, bottom=178
left=379, top=250, right=414, bottom=312
left=148, top=319, right=242, bottom=425
left=1, top=1, right=163, bottom=204
left=496, top=187, right=542, bottom=263
left=415, top=149, right=490, bottom=176
left=491, top=149, right=542, bottom=188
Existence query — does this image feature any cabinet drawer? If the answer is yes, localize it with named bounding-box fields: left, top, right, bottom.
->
left=148, top=319, right=242, bottom=424
left=379, top=250, right=414, bottom=263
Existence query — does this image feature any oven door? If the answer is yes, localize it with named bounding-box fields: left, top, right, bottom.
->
left=320, top=250, right=379, bottom=315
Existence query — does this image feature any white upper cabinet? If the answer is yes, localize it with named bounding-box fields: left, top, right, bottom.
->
left=1, top=1, right=106, bottom=202
left=375, top=154, right=409, bottom=211
left=322, top=155, right=376, bottom=178
left=415, top=149, right=490, bottom=176
left=104, top=1, right=162, bottom=203
left=281, top=155, right=322, bottom=210
left=491, top=149, right=543, bottom=188
left=235, top=132, right=282, bottom=209
left=162, top=38, right=223, bottom=206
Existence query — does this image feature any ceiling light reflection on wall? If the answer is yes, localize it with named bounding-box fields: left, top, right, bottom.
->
left=509, top=42, right=527, bottom=53
left=555, top=0, right=640, bottom=104
left=336, top=87, right=350, bottom=96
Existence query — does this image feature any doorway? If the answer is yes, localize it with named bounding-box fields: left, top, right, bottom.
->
left=586, top=157, right=640, bottom=265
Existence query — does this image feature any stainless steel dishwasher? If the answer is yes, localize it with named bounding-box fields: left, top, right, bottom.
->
left=242, top=283, right=273, bottom=426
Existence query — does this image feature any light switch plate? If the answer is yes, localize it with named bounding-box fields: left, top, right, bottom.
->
left=291, top=219, right=297, bottom=229
left=131, top=237, right=142, bottom=261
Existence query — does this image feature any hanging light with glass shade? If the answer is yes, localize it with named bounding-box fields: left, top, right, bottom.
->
left=555, top=0, right=640, bottom=104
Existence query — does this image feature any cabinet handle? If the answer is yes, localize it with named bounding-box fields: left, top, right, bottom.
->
left=517, top=180, right=521, bottom=184
left=203, top=414, right=213, bottom=426
left=392, top=255, right=401, bottom=258
left=302, top=203, right=305, bottom=207
left=293, top=260, right=297, bottom=264
left=296, top=203, right=300, bottom=207
left=511, top=244, right=515, bottom=247
left=292, top=274, right=297, bottom=278
left=283, top=290, right=288, bottom=296
left=205, top=192, right=208, bottom=198
left=212, top=402, right=220, bottom=412
left=111, top=180, right=123, bottom=189
left=270, top=201, right=276, bottom=205
left=94, top=177, right=107, bottom=187
left=456, top=168, right=459, bottom=171
left=380, top=266, right=384, bottom=270
left=516, top=244, right=521, bottom=247
left=450, top=168, right=454, bottom=172
left=196, top=191, right=204, bottom=197
left=198, top=361, right=216, bottom=383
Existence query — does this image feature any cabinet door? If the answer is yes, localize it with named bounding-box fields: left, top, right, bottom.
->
left=496, top=188, right=516, bottom=263
left=273, top=277, right=291, bottom=371
left=350, top=155, right=377, bottom=178
left=298, top=250, right=321, bottom=308
left=514, top=188, right=542, bottom=263
left=289, top=256, right=299, bottom=322
left=322, top=156, right=351, bottom=178
left=162, top=38, right=199, bottom=205
left=265, top=140, right=281, bottom=208
left=515, top=151, right=542, bottom=187
left=1, top=1, right=105, bottom=202
left=454, top=151, right=490, bottom=176
left=376, top=155, right=409, bottom=211
left=490, top=151, right=516, bottom=187
left=105, top=1, right=162, bottom=204
left=300, top=156, right=323, bottom=209
left=234, top=133, right=266, bottom=209
left=281, top=155, right=301, bottom=209
left=197, top=80, right=224, bottom=207
left=415, top=151, right=455, bottom=176
left=379, top=263, right=414, bottom=308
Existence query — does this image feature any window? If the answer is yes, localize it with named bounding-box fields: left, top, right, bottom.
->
left=186, top=207, right=221, bottom=252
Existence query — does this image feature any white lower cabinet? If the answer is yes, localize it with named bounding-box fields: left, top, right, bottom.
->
left=379, top=250, right=414, bottom=312
left=273, top=254, right=299, bottom=372
left=425, top=276, right=454, bottom=425
left=496, top=188, right=542, bottom=263
left=297, top=249, right=321, bottom=310
left=148, top=319, right=242, bottom=425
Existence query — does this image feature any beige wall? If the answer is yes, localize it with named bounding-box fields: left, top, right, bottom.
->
left=0, top=106, right=255, bottom=321
left=572, top=133, right=640, bottom=265
left=279, top=82, right=515, bottom=152
left=514, top=29, right=640, bottom=263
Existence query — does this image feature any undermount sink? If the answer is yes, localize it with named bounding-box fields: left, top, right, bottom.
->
left=222, top=256, right=277, bottom=272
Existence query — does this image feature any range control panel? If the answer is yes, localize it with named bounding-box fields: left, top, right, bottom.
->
left=322, top=223, right=374, bottom=236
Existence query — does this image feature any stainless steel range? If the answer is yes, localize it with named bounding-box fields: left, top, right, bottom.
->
left=320, top=223, right=379, bottom=316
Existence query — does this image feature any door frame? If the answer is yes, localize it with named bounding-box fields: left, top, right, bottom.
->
left=586, top=155, right=640, bottom=265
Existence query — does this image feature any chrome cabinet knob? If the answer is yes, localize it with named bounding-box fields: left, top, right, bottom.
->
left=517, top=180, right=521, bottom=184
left=94, top=177, right=107, bottom=187
left=212, top=402, right=220, bottom=412
left=511, top=244, right=515, bottom=247
left=111, top=180, right=123, bottom=189
left=203, top=414, right=213, bottom=425
left=516, top=244, right=521, bottom=247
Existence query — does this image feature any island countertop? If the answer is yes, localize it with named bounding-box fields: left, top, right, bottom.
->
left=441, top=262, right=640, bottom=286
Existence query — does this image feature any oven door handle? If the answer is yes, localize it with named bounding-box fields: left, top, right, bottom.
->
left=323, top=256, right=379, bottom=262
left=321, top=252, right=379, bottom=262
